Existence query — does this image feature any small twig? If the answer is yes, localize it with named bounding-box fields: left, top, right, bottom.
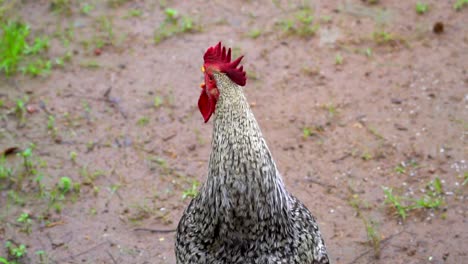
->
left=57, top=240, right=109, bottom=262
left=39, top=100, right=53, bottom=116
left=331, top=152, right=351, bottom=163
left=162, top=133, right=177, bottom=142
left=134, top=228, right=176, bottom=233
left=305, top=178, right=337, bottom=189
left=103, top=87, right=127, bottom=119
left=106, top=250, right=118, bottom=264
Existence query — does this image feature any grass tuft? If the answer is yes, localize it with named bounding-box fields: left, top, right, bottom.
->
left=154, top=8, right=200, bottom=44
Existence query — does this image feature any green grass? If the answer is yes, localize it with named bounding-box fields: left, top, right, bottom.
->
left=383, top=177, right=445, bottom=220
left=361, top=151, right=373, bottom=161
left=154, top=8, right=200, bottom=44
left=81, top=3, right=94, bottom=15
left=1, top=141, right=82, bottom=218
left=182, top=180, right=200, bottom=199
left=372, top=30, right=393, bottom=44
left=5, top=241, right=27, bottom=261
left=21, top=59, right=51, bottom=76
left=247, top=29, right=262, bottom=39
left=0, top=21, right=29, bottom=75
left=137, top=116, right=149, bottom=126
left=14, top=98, right=27, bottom=126
left=278, top=7, right=319, bottom=37
left=58, top=176, right=73, bottom=194
left=125, top=9, right=142, bottom=18
left=16, top=212, right=32, bottom=234
left=454, top=0, right=468, bottom=10
left=382, top=187, right=409, bottom=219
left=364, top=218, right=381, bottom=258
left=394, top=164, right=406, bottom=174
left=50, top=0, right=72, bottom=15
left=302, top=125, right=324, bottom=139
left=0, top=20, right=61, bottom=77
left=415, top=2, right=429, bottom=14
left=107, top=0, right=131, bottom=8
left=335, top=53, right=343, bottom=65
left=153, top=96, right=164, bottom=108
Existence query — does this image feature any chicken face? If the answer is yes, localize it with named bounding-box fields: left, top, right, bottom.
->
left=198, top=42, right=247, bottom=123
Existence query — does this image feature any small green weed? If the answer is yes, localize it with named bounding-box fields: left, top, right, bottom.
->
left=454, top=0, right=468, bottom=10
left=361, top=151, right=373, bottom=161
left=20, top=147, right=33, bottom=171
left=7, top=190, right=26, bottom=206
left=58, top=176, right=73, bottom=194
left=94, top=15, right=115, bottom=47
left=0, top=155, right=13, bottom=180
left=21, top=59, right=51, bottom=77
left=50, top=0, right=72, bottom=15
left=5, top=241, right=27, bottom=260
left=0, top=20, right=57, bottom=77
left=80, top=60, right=100, bottom=68
left=47, top=176, right=80, bottom=212
left=383, top=177, right=445, bottom=220
left=24, top=37, right=49, bottom=55
left=247, top=29, right=262, bottom=39
left=324, top=103, right=338, bottom=117
left=335, top=53, right=343, bottom=65
left=278, top=7, right=319, bottom=37
left=365, top=48, right=372, bottom=57
left=302, top=125, right=324, bottom=139
left=382, top=187, right=409, bottom=219
left=69, top=151, right=77, bottom=163
left=415, top=2, right=429, bottom=14
left=126, top=9, right=142, bottom=18
left=35, top=250, right=50, bottom=264
left=153, top=96, right=163, bottom=108
left=182, top=180, right=199, bottom=199
left=154, top=8, right=199, bottom=44
left=394, top=164, right=406, bottom=174
left=302, top=127, right=312, bottom=139
left=0, top=21, right=29, bottom=75
left=364, top=218, right=381, bottom=258
left=47, top=115, right=59, bottom=139
left=14, top=98, right=27, bottom=125
left=107, top=0, right=131, bottom=8
left=81, top=3, right=94, bottom=15
left=17, top=212, right=32, bottom=234
left=137, top=116, right=149, bottom=126
left=372, top=30, right=393, bottom=44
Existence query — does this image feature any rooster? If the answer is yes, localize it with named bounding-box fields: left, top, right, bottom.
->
left=176, top=42, right=330, bottom=264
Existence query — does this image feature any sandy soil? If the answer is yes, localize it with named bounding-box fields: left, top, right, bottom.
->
left=0, top=0, right=467, bottom=263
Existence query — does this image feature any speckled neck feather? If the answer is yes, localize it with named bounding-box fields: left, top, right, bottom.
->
left=176, top=72, right=329, bottom=264
left=200, top=72, right=289, bottom=222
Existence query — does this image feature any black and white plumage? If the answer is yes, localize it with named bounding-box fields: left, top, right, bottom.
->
left=176, top=43, right=329, bottom=264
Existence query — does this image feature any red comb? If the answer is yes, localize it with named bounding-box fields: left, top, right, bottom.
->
left=203, top=42, right=246, bottom=86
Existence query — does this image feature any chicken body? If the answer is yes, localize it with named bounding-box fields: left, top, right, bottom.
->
left=176, top=72, right=329, bottom=264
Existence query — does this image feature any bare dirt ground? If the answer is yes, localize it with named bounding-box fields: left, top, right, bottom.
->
left=0, top=0, right=467, bottom=263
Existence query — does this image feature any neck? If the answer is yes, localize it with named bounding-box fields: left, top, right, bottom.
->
left=201, top=73, right=289, bottom=222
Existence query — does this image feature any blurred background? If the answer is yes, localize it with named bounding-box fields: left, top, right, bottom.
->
left=0, top=0, right=466, bottom=263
